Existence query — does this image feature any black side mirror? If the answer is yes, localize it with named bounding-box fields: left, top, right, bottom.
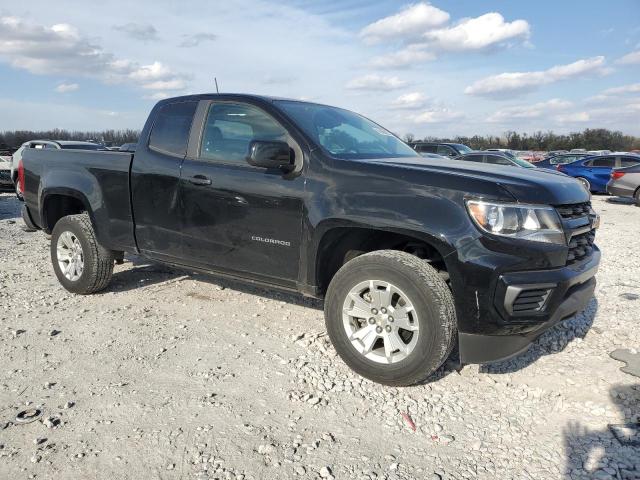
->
left=247, top=140, right=293, bottom=170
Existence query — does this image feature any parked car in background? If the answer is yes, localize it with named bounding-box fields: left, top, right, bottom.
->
left=11, top=140, right=104, bottom=198
left=458, top=152, right=536, bottom=169
left=118, top=143, right=138, bottom=152
left=570, top=148, right=587, bottom=153
left=535, top=153, right=590, bottom=170
left=607, top=163, right=640, bottom=205
left=587, top=150, right=611, bottom=156
left=409, top=142, right=473, bottom=158
left=557, top=154, right=640, bottom=192
left=0, top=155, right=12, bottom=191
left=486, top=148, right=517, bottom=160
left=545, top=150, right=567, bottom=158
left=417, top=152, right=449, bottom=160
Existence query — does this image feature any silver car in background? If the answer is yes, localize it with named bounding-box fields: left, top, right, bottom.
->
left=607, top=163, right=640, bottom=205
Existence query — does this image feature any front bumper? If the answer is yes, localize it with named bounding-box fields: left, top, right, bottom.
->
left=458, top=250, right=599, bottom=364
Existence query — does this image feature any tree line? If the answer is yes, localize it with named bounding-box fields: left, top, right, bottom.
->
left=404, top=128, right=640, bottom=151
left=0, top=129, right=141, bottom=151
left=1, top=127, right=639, bottom=153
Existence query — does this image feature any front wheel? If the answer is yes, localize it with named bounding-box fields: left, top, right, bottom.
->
left=50, top=213, right=115, bottom=294
left=324, top=250, right=456, bottom=386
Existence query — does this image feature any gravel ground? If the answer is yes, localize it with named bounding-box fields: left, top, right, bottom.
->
left=0, top=193, right=639, bottom=480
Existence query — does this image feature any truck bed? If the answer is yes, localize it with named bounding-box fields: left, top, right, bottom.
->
left=22, top=148, right=136, bottom=252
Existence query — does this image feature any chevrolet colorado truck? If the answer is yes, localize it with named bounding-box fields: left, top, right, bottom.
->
left=19, top=94, right=600, bottom=386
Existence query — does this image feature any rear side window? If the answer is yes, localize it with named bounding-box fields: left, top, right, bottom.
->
left=486, top=155, right=512, bottom=165
left=416, top=144, right=437, bottom=153
left=462, top=154, right=484, bottom=163
left=589, top=157, right=615, bottom=167
left=620, top=157, right=640, bottom=168
left=149, top=101, right=198, bottom=157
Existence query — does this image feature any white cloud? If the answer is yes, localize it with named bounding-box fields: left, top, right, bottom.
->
left=361, top=7, right=529, bottom=67
left=360, top=3, right=449, bottom=44
left=54, top=83, right=79, bottom=93
left=616, top=49, right=640, bottom=65
left=390, top=92, right=430, bottom=109
left=555, top=112, right=590, bottom=123
left=367, top=45, right=435, bottom=69
left=465, top=56, right=608, bottom=97
left=487, top=99, right=572, bottom=122
left=179, top=33, right=217, bottom=48
left=113, top=23, right=158, bottom=41
left=603, top=83, right=640, bottom=95
left=411, top=108, right=463, bottom=123
left=0, top=16, right=187, bottom=92
left=424, top=13, right=530, bottom=52
left=143, top=92, right=170, bottom=101
left=346, top=74, right=407, bottom=91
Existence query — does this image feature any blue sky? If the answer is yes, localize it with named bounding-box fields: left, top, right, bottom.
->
left=0, top=0, right=639, bottom=137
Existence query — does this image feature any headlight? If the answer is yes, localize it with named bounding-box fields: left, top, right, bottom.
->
left=466, top=200, right=565, bottom=245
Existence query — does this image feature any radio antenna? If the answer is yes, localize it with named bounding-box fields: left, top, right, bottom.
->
left=214, top=77, right=220, bottom=94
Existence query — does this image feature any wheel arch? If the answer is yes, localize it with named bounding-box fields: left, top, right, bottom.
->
left=311, top=219, right=456, bottom=295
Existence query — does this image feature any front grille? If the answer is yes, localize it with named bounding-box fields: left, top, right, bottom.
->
left=555, top=201, right=596, bottom=265
left=567, top=230, right=596, bottom=264
left=512, top=288, right=553, bottom=313
left=556, top=201, right=591, bottom=219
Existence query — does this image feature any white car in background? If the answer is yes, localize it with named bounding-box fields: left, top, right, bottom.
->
left=0, top=155, right=12, bottom=191
left=10, top=140, right=104, bottom=198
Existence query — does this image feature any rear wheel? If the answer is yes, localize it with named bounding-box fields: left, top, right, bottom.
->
left=50, top=213, right=115, bottom=294
left=635, top=188, right=640, bottom=207
left=576, top=177, right=591, bottom=192
left=324, top=250, right=456, bottom=386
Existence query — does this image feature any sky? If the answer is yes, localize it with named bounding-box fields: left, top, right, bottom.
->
left=0, top=0, right=639, bottom=138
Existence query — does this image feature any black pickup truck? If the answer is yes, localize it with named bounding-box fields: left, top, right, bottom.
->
left=19, top=94, right=600, bottom=386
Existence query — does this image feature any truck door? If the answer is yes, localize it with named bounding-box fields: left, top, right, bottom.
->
left=131, top=100, right=198, bottom=262
left=178, top=101, right=304, bottom=286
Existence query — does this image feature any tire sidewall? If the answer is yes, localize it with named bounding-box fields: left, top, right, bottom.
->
left=325, top=255, right=450, bottom=385
left=50, top=217, right=96, bottom=294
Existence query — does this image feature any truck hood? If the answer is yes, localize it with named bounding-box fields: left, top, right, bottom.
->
left=369, top=157, right=590, bottom=205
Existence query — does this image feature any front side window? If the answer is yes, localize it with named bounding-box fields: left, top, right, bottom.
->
left=437, top=145, right=455, bottom=157
left=148, top=101, right=198, bottom=157
left=200, top=103, right=288, bottom=163
left=275, top=100, right=418, bottom=160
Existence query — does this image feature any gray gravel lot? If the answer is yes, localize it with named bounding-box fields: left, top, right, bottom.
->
left=0, top=193, right=639, bottom=480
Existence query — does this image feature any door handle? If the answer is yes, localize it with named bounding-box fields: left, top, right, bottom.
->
left=189, top=174, right=212, bottom=186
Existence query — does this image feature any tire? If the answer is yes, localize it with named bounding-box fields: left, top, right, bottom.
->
left=634, top=188, right=640, bottom=207
left=324, top=250, right=456, bottom=386
left=576, top=177, right=591, bottom=192
left=21, top=205, right=37, bottom=232
left=50, top=213, right=115, bottom=294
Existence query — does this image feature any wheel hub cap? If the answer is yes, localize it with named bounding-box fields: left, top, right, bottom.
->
left=56, top=231, right=84, bottom=281
left=342, top=280, right=419, bottom=364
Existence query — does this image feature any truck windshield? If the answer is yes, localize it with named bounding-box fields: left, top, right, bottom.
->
left=275, top=101, right=419, bottom=159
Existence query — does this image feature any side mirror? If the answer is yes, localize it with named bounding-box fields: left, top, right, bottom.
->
left=247, top=140, right=293, bottom=170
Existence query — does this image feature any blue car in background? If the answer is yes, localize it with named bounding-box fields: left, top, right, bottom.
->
left=557, top=154, right=640, bottom=192
left=535, top=153, right=589, bottom=170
